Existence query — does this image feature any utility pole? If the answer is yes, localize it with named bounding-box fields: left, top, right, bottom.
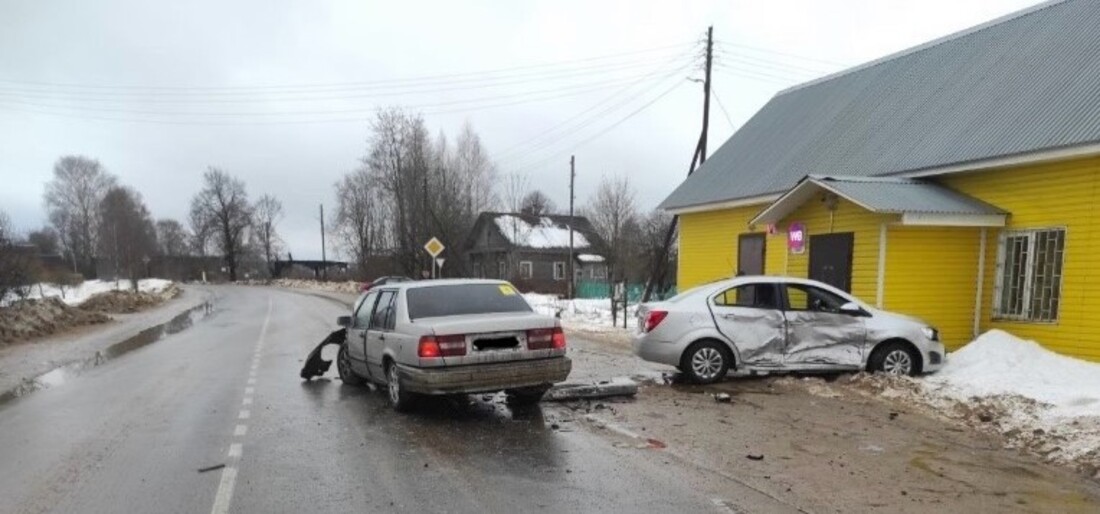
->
left=319, top=203, right=327, bottom=281
left=642, top=26, right=713, bottom=303
left=568, top=155, right=576, bottom=299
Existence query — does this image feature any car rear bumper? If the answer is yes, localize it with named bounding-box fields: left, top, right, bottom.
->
left=396, top=357, right=572, bottom=395
left=633, top=336, right=683, bottom=368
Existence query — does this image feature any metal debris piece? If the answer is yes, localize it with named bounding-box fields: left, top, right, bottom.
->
left=300, top=328, right=347, bottom=380
left=714, top=393, right=732, bottom=403
left=544, top=377, right=638, bottom=402
left=746, top=454, right=764, bottom=461
left=197, top=463, right=226, bottom=473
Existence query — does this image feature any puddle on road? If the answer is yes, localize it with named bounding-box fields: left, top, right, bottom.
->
left=0, top=301, right=215, bottom=407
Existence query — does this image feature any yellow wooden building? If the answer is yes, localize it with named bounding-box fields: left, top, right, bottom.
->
left=659, top=0, right=1100, bottom=360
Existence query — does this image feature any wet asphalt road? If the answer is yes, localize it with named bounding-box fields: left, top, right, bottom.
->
left=0, top=285, right=794, bottom=514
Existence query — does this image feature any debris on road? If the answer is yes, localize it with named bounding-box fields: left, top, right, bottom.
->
left=544, top=377, right=638, bottom=402
left=197, top=463, right=226, bottom=473
left=746, top=454, right=764, bottom=461
left=713, top=392, right=732, bottom=403
left=646, top=438, right=667, bottom=449
left=300, top=328, right=346, bottom=380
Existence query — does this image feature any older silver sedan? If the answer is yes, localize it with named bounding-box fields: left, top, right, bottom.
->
left=336, top=279, right=572, bottom=411
left=633, top=276, right=945, bottom=383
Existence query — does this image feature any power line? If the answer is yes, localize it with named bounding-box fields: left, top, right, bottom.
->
left=714, top=40, right=851, bottom=68
left=0, top=42, right=696, bottom=94
left=712, top=90, right=736, bottom=130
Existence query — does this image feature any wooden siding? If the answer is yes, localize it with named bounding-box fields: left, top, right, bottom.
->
left=941, top=155, right=1100, bottom=361
left=677, top=206, right=764, bottom=289
left=883, top=227, right=981, bottom=350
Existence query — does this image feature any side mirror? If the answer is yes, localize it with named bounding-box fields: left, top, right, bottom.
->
left=839, top=302, right=866, bottom=316
left=337, top=315, right=351, bottom=327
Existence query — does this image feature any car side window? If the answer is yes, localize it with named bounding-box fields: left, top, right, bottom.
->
left=371, top=291, right=396, bottom=331
left=353, top=292, right=378, bottom=327
left=714, top=283, right=780, bottom=309
left=785, top=284, right=848, bottom=313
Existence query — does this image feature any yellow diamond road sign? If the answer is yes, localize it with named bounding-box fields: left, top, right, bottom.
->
left=423, top=237, right=445, bottom=258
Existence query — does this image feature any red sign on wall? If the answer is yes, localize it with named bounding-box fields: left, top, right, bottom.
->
left=788, top=222, right=806, bottom=254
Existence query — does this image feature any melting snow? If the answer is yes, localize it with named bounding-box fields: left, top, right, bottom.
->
left=577, top=253, right=605, bottom=263
left=524, top=293, right=637, bottom=332
left=3, top=279, right=175, bottom=307
left=494, top=215, right=590, bottom=249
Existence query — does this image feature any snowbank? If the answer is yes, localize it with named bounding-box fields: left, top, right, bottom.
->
left=524, top=293, right=637, bottom=333
left=924, top=330, right=1100, bottom=420
left=494, top=215, right=590, bottom=249
left=3, top=279, right=175, bottom=307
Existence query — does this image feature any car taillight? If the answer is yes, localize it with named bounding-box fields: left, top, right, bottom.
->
left=528, top=327, right=566, bottom=350
left=644, top=310, right=669, bottom=333
left=418, top=335, right=467, bottom=358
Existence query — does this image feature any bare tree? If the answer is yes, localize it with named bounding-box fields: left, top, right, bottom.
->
left=520, top=190, right=556, bottom=216
left=501, top=172, right=530, bottom=213
left=188, top=206, right=211, bottom=256
left=155, top=219, right=190, bottom=257
left=334, top=168, right=390, bottom=278
left=97, top=186, right=157, bottom=291
left=586, top=175, right=638, bottom=282
left=252, top=195, right=283, bottom=276
left=43, top=155, right=117, bottom=275
left=27, top=227, right=61, bottom=255
left=0, top=211, right=36, bottom=301
left=189, top=168, right=252, bottom=281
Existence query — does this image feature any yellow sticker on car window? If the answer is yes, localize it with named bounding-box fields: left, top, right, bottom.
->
left=499, top=285, right=517, bottom=296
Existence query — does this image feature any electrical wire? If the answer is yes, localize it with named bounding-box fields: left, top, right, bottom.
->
left=711, top=89, right=737, bottom=130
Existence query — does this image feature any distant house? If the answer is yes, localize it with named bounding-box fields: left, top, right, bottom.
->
left=463, top=212, right=606, bottom=295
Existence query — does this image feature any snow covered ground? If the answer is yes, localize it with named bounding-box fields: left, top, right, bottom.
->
left=524, top=293, right=637, bottom=333
left=2, top=279, right=175, bottom=307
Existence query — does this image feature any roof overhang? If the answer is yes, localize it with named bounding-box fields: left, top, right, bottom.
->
left=750, top=176, right=1007, bottom=228
left=663, top=193, right=780, bottom=215
left=897, top=140, right=1100, bottom=180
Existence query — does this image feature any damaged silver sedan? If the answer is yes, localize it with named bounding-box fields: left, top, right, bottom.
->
left=633, top=276, right=945, bottom=383
left=309, top=279, right=572, bottom=411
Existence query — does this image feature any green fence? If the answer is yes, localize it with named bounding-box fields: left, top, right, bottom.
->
left=574, top=280, right=676, bottom=302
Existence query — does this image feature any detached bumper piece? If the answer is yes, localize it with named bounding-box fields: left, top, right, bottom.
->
left=300, top=328, right=347, bottom=380
left=397, top=357, right=572, bottom=395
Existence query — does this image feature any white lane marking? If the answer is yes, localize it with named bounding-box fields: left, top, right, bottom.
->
left=248, top=370, right=256, bottom=378
left=711, top=498, right=744, bottom=514
left=210, top=466, right=238, bottom=514
left=242, top=397, right=253, bottom=405
left=584, top=414, right=643, bottom=440
left=234, top=424, right=248, bottom=436
left=246, top=377, right=256, bottom=385
left=238, top=410, right=250, bottom=419
left=210, top=296, right=272, bottom=514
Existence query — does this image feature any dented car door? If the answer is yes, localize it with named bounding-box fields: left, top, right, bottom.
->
left=781, top=283, right=865, bottom=367
left=709, top=282, right=786, bottom=366
left=347, top=291, right=378, bottom=376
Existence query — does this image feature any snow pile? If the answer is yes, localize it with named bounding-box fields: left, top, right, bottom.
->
left=525, top=294, right=637, bottom=333
left=824, top=330, right=1100, bottom=477
left=3, top=279, right=175, bottom=307
left=924, top=330, right=1100, bottom=420
left=494, top=215, right=590, bottom=249
left=577, top=254, right=605, bottom=263
left=260, top=279, right=362, bottom=295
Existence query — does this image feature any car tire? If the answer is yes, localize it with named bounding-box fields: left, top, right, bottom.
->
left=680, top=340, right=731, bottom=384
left=868, top=341, right=921, bottom=377
left=337, top=345, right=365, bottom=386
left=385, top=361, right=415, bottom=412
left=505, top=385, right=551, bottom=407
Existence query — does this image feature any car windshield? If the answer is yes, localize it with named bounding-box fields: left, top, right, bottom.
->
left=406, top=283, right=532, bottom=320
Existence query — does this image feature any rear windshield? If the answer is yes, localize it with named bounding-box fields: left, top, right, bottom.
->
left=406, top=283, right=533, bottom=320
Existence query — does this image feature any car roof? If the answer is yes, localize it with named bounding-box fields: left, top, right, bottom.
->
left=373, top=278, right=512, bottom=291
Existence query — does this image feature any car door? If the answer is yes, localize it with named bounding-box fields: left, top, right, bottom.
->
left=347, top=291, right=378, bottom=375
left=709, top=282, right=786, bottom=366
left=781, top=283, right=865, bottom=367
left=365, top=289, right=397, bottom=380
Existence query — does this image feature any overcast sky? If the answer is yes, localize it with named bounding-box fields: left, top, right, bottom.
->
left=1, top=0, right=1041, bottom=260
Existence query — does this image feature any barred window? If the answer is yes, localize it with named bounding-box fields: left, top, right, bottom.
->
left=994, top=228, right=1065, bottom=322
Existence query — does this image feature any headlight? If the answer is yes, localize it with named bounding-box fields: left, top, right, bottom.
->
left=921, top=327, right=939, bottom=342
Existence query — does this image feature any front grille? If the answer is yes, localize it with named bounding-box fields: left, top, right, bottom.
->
left=929, top=352, right=942, bottom=365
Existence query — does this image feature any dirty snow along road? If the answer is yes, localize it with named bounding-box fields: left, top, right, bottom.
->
left=0, top=285, right=791, bottom=514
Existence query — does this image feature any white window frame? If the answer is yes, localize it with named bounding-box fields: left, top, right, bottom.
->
left=498, top=261, right=507, bottom=279
left=993, top=227, right=1066, bottom=322
left=553, top=261, right=566, bottom=281
left=519, top=261, right=533, bottom=279
left=593, top=265, right=606, bottom=279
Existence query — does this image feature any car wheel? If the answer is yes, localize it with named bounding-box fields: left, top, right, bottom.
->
left=505, top=385, right=551, bottom=407
left=869, top=341, right=920, bottom=376
left=337, top=345, right=364, bottom=386
left=385, top=361, right=415, bottom=412
left=680, top=340, right=731, bottom=384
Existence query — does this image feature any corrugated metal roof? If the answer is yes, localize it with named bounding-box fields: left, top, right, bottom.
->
left=661, top=0, right=1100, bottom=211
left=812, top=176, right=1006, bottom=215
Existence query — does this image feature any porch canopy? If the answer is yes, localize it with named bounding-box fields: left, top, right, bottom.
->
left=750, top=175, right=1008, bottom=227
